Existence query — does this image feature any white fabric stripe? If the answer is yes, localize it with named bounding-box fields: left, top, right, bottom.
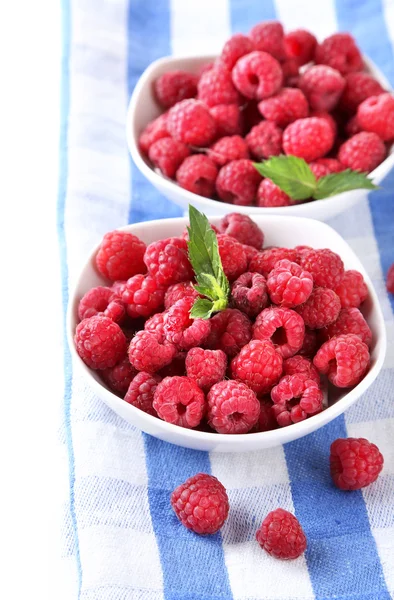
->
left=274, top=0, right=337, bottom=40
left=382, top=0, right=394, bottom=50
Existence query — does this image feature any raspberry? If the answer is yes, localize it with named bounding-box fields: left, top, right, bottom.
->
left=158, top=353, right=187, bottom=378
left=185, top=348, right=227, bottom=392
left=231, top=272, right=268, bottom=318
left=296, top=287, right=341, bottom=329
left=139, top=113, right=169, bottom=155
left=148, top=137, right=190, bottom=178
left=144, top=237, right=193, bottom=287
left=209, top=104, right=242, bottom=136
left=121, top=274, right=164, bottom=318
left=216, top=160, right=262, bottom=206
left=167, top=99, right=216, bottom=146
left=96, top=231, right=146, bottom=282
left=242, top=243, right=260, bottom=268
left=219, top=212, right=264, bottom=249
left=330, top=438, right=384, bottom=490
left=176, top=155, right=218, bottom=198
left=357, top=93, right=394, bottom=141
left=164, top=297, right=211, bottom=350
left=249, top=21, right=286, bottom=61
left=309, top=162, right=331, bottom=179
left=313, top=333, right=370, bottom=387
left=164, top=281, right=199, bottom=310
left=253, top=399, right=278, bottom=432
left=387, top=263, right=394, bottom=293
left=101, top=357, right=137, bottom=396
left=207, top=380, right=260, bottom=434
left=78, top=286, right=125, bottom=323
left=199, top=61, right=215, bottom=76
left=284, top=29, right=317, bottom=66
left=267, top=259, right=313, bottom=307
left=249, top=247, right=299, bottom=278
left=310, top=111, right=338, bottom=137
left=298, top=65, right=345, bottom=112
left=315, top=33, right=363, bottom=75
left=321, top=307, right=372, bottom=347
left=171, top=473, right=229, bottom=534
left=271, top=374, right=323, bottom=426
left=153, top=376, right=205, bottom=428
left=246, top=121, right=283, bottom=160
left=258, top=88, right=309, bottom=128
left=299, top=328, right=318, bottom=357
left=128, top=330, right=176, bottom=373
left=75, top=316, right=127, bottom=370
left=283, top=355, right=320, bottom=385
left=253, top=307, right=305, bottom=359
left=283, top=117, right=334, bottom=162
left=299, top=248, right=344, bottom=289
left=345, top=115, right=362, bottom=137
left=124, top=371, right=161, bottom=416
left=257, top=179, right=291, bottom=207
left=338, top=132, right=386, bottom=172
left=198, top=65, right=241, bottom=107
left=280, top=59, right=299, bottom=84
left=231, top=339, right=283, bottom=395
left=219, top=33, right=255, bottom=71
left=144, top=311, right=166, bottom=342
left=256, top=508, right=306, bottom=559
left=313, top=158, right=345, bottom=174
left=217, top=234, right=248, bottom=281
left=334, top=269, right=368, bottom=308
left=205, top=308, right=252, bottom=357
left=154, top=71, right=198, bottom=109
left=232, top=51, right=283, bottom=100
left=340, top=72, right=384, bottom=113
left=208, top=135, right=249, bottom=167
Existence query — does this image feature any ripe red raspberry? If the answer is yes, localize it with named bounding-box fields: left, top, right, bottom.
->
left=321, top=307, right=372, bottom=347
left=124, top=371, right=161, bottom=416
left=280, top=59, right=299, bottom=85
left=144, top=311, right=166, bottom=342
left=253, top=307, right=305, bottom=359
left=75, top=316, right=127, bottom=370
left=121, top=274, right=164, bottom=319
left=345, top=115, right=362, bottom=137
left=128, top=330, right=176, bottom=373
left=299, top=65, right=345, bottom=112
left=219, top=212, right=264, bottom=249
left=154, top=71, right=198, bottom=109
left=297, top=287, right=341, bottom=330
left=357, top=93, right=394, bottom=141
left=153, top=376, right=205, bottom=428
left=144, top=237, right=193, bottom=287
left=340, top=72, right=384, bottom=113
left=283, top=355, right=320, bottom=385
left=330, top=438, right=384, bottom=491
left=246, top=121, right=283, bottom=160
left=267, top=259, right=313, bottom=307
left=299, top=328, right=318, bottom=357
left=256, top=509, right=306, bottom=559
left=207, top=380, right=260, bottom=434
left=101, top=356, right=137, bottom=396
left=387, top=263, right=394, bottom=293
left=148, top=137, right=190, bottom=178
left=253, top=399, right=278, bottom=432
left=232, top=51, right=283, bottom=100
left=338, top=132, right=386, bottom=172
left=164, top=296, right=211, bottom=350
left=167, top=99, right=216, bottom=146
left=314, top=333, right=370, bottom=387
left=231, top=339, right=283, bottom=395
left=216, top=160, right=262, bottom=206
left=185, top=348, right=227, bottom=392
left=199, top=61, right=215, bottom=76
left=96, top=231, right=146, bottom=282
left=158, top=353, right=187, bottom=378
left=242, top=243, right=260, bottom=268
left=204, top=308, right=252, bottom=357
left=257, top=179, right=291, bottom=207
left=258, top=88, right=309, bottom=128
left=231, top=272, right=268, bottom=318
left=209, top=104, right=242, bottom=136
left=299, top=248, right=344, bottom=289
left=171, top=473, right=229, bottom=534
left=78, top=286, right=125, bottom=323
left=176, top=155, right=218, bottom=198
left=164, top=281, right=199, bottom=310
left=198, top=65, right=241, bottom=107
left=315, top=33, right=363, bottom=75
left=249, top=21, right=286, bottom=61
left=309, top=162, right=331, bottom=179
left=208, top=136, right=249, bottom=167
left=139, top=113, right=169, bottom=155
left=249, top=247, right=299, bottom=278
left=313, top=158, right=345, bottom=174
left=284, top=29, right=317, bottom=66
left=217, top=234, right=248, bottom=281
left=334, top=269, right=368, bottom=308
left=310, top=111, right=338, bottom=137
left=271, top=374, right=323, bottom=426
left=219, top=33, right=255, bottom=71
left=283, top=117, right=334, bottom=162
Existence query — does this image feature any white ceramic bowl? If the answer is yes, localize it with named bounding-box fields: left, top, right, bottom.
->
left=68, top=215, right=386, bottom=452
left=127, top=54, right=394, bottom=220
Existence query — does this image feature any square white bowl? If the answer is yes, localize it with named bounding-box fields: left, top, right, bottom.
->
left=127, top=54, right=394, bottom=220
left=67, top=215, right=386, bottom=452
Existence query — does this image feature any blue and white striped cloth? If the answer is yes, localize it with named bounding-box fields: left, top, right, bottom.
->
left=58, top=1, right=394, bottom=598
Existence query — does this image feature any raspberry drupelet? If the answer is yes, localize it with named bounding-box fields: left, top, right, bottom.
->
left=231, top=272, right=268, bottom=318
left=256, top=509, right=307, bottom=559
left=267, top=259, right=313, bottom=307
left=96, top=230, right=147, bottom=282
left=75, top=316, right=127, bottom=370
left=207, top=380, right=260, bottom=434
left=185, top=348, right=227, bottom=392
left=124, top=371, right=161, bottom=416
left=271, top=373, right=323, bottom=426
left=78, top=286, right=125, bottom=323
left=231, top=339, right=283, bottom=395
left=253, top=306, right=305, bottom=359
left=313, top=333, right=370, bottom=387
left=164, top=297, right=211, bottom=350
left=153, top=376, right=206, bottom=428
left=330, top=437, right=384, bottom=490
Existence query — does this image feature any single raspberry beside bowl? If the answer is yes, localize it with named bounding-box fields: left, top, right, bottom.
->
left=164, top=296, right=211, bottom=350
left=148, top=137, right=190, bottom=178
left=298, top=65, right=345, bottom=112
left=216, top=160, right=262, bottom=206
left=96, top=230, right=146, bottom=282
left=340, top=72, right=385, bottom=114
left=330, top=438, right=384, bottom=490
left=299, top=248, right=344, bottom=290
left=284, top=29, right=317, bottom=66
left=207, top=380, right=260, bottom=434
left=124, top=371, right=161, bottom=416
left=75, top=316, right=127, bottom=370
left=267, top=259, right=313, bottom=307
left=271, top=373, right=323, bottom=426
left=257, top=179, right=291, bottom=207
left=357, top=93, right=394, bottom=141
left=121, top=274, right=164, bottom=318
left=207, top=136, right=249, bottom=167
left=167, top=99, right=216, bottom=146
left=219, top=212, right=264, bottom=249
left=197, top=65, right=241, bottom=107
left=154, top=70, right=198, bottom=108
left=128, top=330, right=176, bottom=373
left=176, top=155, right=219, bottom=198
left=315, top=33, right=363, bottom=75
left=78, top=286, right=125, bottom=323
left=219, top=33, right=255, bottom=71
left=246, top=121, right=283, bottom=160
left=204, top=308, right=252, bottom=357
left=313, top=333, right=370, bottom=387
left=283, top=117, right=335, bottom=161
left=232, top=51, right=283, bottom=100
left=334, top=269, right=368, bottom=308
left=338, top=132, right=386, bottom=172
left=101, top=356, right=137, bottom=396
left=258, top=88, right=309, bottom=128
left=153, top=376, right=206, bottom=428
left=256, top=508, right=307, bottom=559
left=144, top=237, right=193, bottom=287
left=320, top=307, right=372, bottom=347
left=231, top=339, right=283, bottom=395
left=249, top=21, right=286, bottom=60
left=231, top=272, right=268, bottom=318
left=185, top=348, right=227, bottom=392
left=296, top=287, right=341, bottom=329
left=253, top=306, right=305, bottom=359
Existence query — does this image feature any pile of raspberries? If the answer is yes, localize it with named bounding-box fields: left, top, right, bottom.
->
left=74, top=212, right=373, bottom=434
left=138, top=23, right=394, bottom=207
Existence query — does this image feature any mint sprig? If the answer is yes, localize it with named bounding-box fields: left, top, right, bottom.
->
left=254, top=155, right=378, bottom=201
left=187, top=205, right=230, bottom=319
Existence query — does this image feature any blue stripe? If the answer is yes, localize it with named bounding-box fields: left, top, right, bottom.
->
left=57, top=0, right=82, bottom=595
left=229, top=0, right=276, bottom=34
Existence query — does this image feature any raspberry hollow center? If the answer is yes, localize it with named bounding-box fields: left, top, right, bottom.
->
left=271, top=326, right=288, bottom=346
left=177, top=403, right=187, bottom=416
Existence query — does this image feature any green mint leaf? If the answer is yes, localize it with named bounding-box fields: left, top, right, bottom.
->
left=314, top=169, right=379, bottom=199
left=254, top=155, right=317, bottom=201
left=190, top=298, right=215, bottom=319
